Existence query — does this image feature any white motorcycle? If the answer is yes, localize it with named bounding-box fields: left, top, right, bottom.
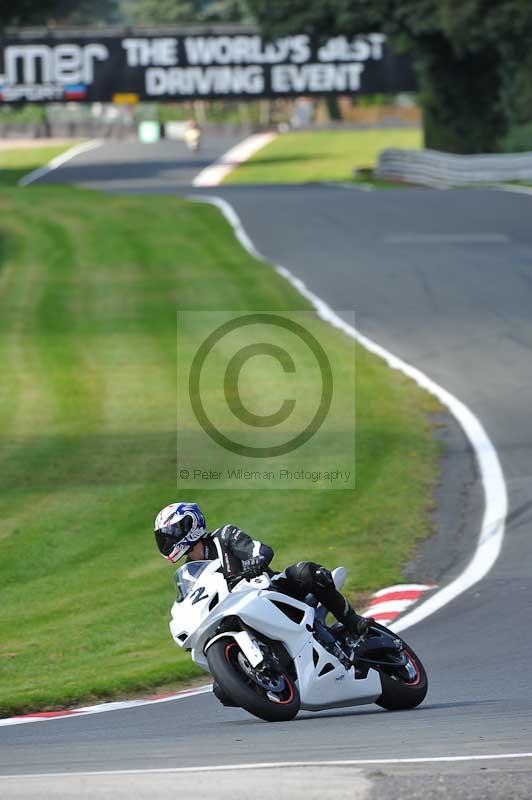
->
left=169, top=559, right=428, bottom=722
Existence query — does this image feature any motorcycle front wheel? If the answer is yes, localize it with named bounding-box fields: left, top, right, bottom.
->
left=206, top=638, right=300, bottom=722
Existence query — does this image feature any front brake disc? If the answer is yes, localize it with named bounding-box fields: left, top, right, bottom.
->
left=237, top=652, right=284, bottom=691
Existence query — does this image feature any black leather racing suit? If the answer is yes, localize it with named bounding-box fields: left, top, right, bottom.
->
left=200, top=524, right=363, bottom=633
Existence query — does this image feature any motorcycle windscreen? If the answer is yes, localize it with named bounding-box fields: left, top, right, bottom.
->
left=174, top=560, right=211, bottom=599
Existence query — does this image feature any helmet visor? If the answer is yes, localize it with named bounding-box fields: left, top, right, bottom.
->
left=154, top=514, right=194, bottom=558
left=155, top=529, right=181, bottom=557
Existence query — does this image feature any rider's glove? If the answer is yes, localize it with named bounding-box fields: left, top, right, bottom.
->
left=241, top=556, right=266, bottom=580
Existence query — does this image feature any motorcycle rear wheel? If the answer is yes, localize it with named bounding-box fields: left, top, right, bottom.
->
left=207, top=638, right=300, bottom=722
left=375, top=637, right=428, bottom=711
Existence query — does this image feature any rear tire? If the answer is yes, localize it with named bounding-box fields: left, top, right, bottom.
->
left=207, top=638, right=300, bottom=722
left=376, top=639, right=428, bottom=710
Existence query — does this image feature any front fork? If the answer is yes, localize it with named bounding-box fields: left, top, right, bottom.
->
left=205, top=629, right=264, bottom=667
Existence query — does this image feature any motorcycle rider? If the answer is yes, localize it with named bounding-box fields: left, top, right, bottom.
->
left=183, top=118, right=201, bottom=151
left=155, top=502, right=374, bottom=707
left=154, top=502, right=373, bottom=636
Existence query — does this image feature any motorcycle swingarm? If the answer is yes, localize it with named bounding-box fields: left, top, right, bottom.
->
left=355, top=632, right=407, bottom=667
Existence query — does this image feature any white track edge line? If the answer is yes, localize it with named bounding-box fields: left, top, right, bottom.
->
left=192, top=132, right=277, bottom=187
left=494, top=183, right=532, bottom=196
left=0, top=685, right=212, bottom=727
left=191, top=194, right=508, bottom=636
left=18, top=139, right=104, bottom=187
left=3, top=753, right=532, bottom=780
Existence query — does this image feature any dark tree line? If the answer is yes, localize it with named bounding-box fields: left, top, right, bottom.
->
left=0, top=0, right=252, bottom=28
left=0, top=0, right=119, bottom=27
left=246, top=0, right=532, bottom=153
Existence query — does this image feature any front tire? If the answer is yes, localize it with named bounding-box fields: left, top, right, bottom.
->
left=207, top=638, right=300, bottom=722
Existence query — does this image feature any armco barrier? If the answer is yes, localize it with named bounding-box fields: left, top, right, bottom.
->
left=376, top=148, right=532, bottom=187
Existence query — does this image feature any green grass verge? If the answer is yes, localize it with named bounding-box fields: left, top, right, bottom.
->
left=0, top=183, right=440, bottom=716
left=224, top=129, right=423, bottom=185
left=0, top=144, right=82, bottom=187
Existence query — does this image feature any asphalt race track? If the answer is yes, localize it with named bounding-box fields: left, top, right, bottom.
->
left=33, top=133, right=242, bottom=190
left=2, top=142, right=532, bottom=799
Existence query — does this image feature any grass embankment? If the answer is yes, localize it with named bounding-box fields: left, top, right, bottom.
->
left=0, top=143, right=82, bottom=187
left=0, top=178, right=439, bottom=717
left=224, top=128, right=422, bottom=185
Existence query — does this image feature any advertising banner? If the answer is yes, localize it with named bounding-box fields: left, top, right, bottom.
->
left=0, top=30, right=417, bottom=103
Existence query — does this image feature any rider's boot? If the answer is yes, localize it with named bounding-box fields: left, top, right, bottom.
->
left=313, top=567, right=374, bottom=636
left=343, top=607, right=375, bottom=636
